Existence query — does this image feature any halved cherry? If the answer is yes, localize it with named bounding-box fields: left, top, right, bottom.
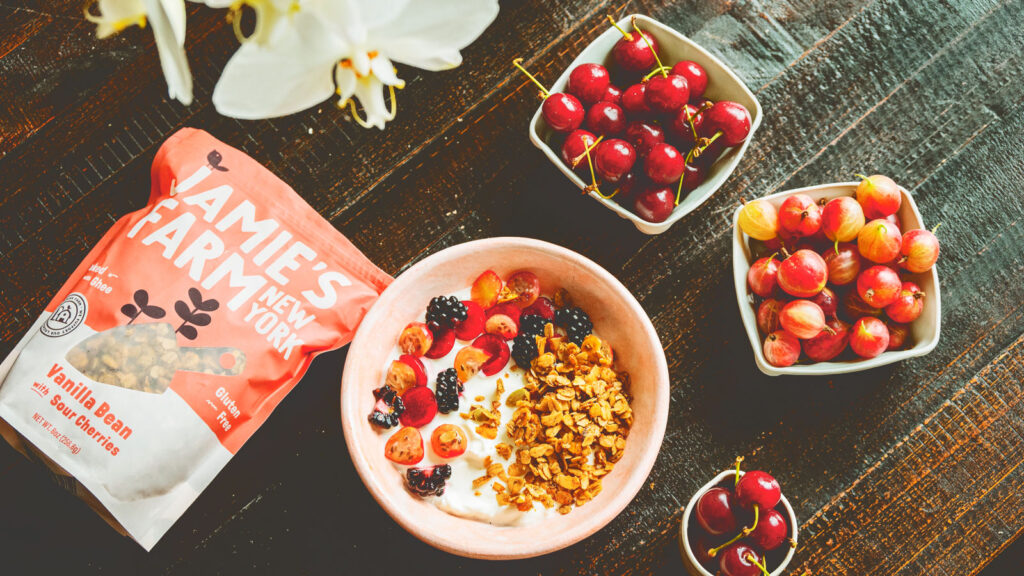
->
left=502, top=271, right=540, bottom=308
left=431, top=424, right=468, bottom=459
left=385, top=426, right=424, bottom=465
left=473, top=334, right=510, bottom=376
left=399, top=387, right=437, bottom=428
left=398, top=322, right=433, bottom=357
left=485, top=302, right=522, bottom=326
left=397, top=354, right=427, bottom=387
left=454, top=345, right=491, bottom=383
left=471, top=270, right=503, bottom=309
left=453, top=300, right=485, bottom=341
left=485, top=314, right=518, bottom=339
left=424, top=324, right=456, bottom=359
left=385, top=360, right=418, bottom=395
left=522, top=296, right=556, bottom=320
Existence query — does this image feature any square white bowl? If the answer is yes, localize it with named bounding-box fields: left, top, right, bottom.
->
left=678, top=469, right=799, bottom=576
left=528, top=14, right=763, bottom=235
left=732, top=182, right=942, bottom=376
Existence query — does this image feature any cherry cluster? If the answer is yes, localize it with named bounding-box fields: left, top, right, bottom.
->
left=515, top=16, right=752, bottom=223
left=688, top=460, right=794, bottom=576
left=739, top=175, right=941, bottom=367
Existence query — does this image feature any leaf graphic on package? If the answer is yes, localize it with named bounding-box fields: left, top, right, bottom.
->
left=189, top=313, right=211, bottom=327
left=177, top=325, right=198, bottom=340
left=122, top=289, right=166, bottom=323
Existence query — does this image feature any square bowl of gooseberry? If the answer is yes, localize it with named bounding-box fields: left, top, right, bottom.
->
left=732, top=177, right=942, bottom=376
left=523, top=14, right=762, bottom=235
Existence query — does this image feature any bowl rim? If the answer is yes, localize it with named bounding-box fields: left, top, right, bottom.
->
left=528, top=13, right=763, bottom=235
left=731, top=181, right=942, bottom=376
left=679, top=469, right=799, bottom=576
left=339, top=236, right=670, bottom=559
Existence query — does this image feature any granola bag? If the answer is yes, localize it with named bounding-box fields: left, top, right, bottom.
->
left=0, top=128, right=392, bottom=549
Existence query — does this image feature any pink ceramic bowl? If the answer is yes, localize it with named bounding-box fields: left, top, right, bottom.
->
left=340, top=237, right=669, bottom=559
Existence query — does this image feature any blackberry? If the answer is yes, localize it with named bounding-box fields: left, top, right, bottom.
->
left=554, top=307, right=593, bottom=345
left=367, top=385, right=404, bottom=428
left=511, top=332, right=540, bottom=368
left=406, top=464, right=452, bottom=497
left=435, top=368, right=462, bottom=413
left=520, top=314, right=547, bottom=338
left=426, top=296, right=467, bottom=328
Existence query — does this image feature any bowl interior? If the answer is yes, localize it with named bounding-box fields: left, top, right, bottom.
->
left=732, top=183, right=941, bottom=376
left=529, top=14, right=762, bottom=235
left=679, top=470, right=798, bottom=576
left=340, top=237, right=669, bottom=559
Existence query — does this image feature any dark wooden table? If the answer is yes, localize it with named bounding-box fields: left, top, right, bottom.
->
left=2, top=1, right=1024, bottom=574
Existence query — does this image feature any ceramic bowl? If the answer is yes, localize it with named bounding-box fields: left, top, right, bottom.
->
left=679, top=469, right=798, bottom=576
left=732, top=182, right=942, bottom=376
left=529, top=14, right=762, bottom=235
left=340, top=237, right=670, bottom=559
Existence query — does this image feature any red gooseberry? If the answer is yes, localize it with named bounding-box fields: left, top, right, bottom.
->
left=857, top=219, right=902, bottom=264
left=885, top=320, right=911, bottom=350
left=855, top=174, right=902, bottom=219
left=777, top=249, right=828, bottom=298
left=757, top=298, right=785, bottom=334
left=779, top=300, right=826, bottom=340
left=821, top=196, right=866, bottom=243
left=764, top=330, right=801, bottom=367
left=779, top=194, right=823, bottom=238
left=821, top=243, right=862, bottom=286
left=857, top=265, right=902, bottom=308
left=885, top=281, right=925, bottom=323
left=804, top=318, right=850, bottom=362
left=747, top=254, right=780, bottom=298
left=850, top=316, right=890, bottom=358
left=899, top=228, right=940, bottom=273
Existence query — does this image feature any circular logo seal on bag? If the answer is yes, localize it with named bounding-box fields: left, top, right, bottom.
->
left=42, top=293, right=87, bottom=337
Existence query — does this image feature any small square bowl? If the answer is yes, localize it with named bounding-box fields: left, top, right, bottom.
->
left=678, top=469, right=799, bottom=576
left=732, top=182, right=942, bottom=376
left=528, top=14, right=763, bottom=235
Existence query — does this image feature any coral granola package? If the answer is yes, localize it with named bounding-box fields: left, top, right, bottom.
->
left=0, top=128, right=392, bottom=549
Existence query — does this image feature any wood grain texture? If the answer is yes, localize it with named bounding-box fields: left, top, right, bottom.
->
left=1, top=0, right=1023, bottom=574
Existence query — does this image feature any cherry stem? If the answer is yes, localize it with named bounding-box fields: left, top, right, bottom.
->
left=734, top=456, right=745, bottom=486
left=572, top=134, right=605, bottom=168
left=686, top=131, right=722, bottom=164
left=631, top=16, right=667, bottom=77
left=675, top=162, right=687, bottom=206
left=581, top=135, right=605, bottom=195
left=606, top=15, right=633, bottom=41
left=708, top=505, right=760, bottom=558
left=746, top=554, right=771, bottom=576
left=643, top=65, right=672, bottom=81
left=686, top=107, right=699, bottom=141
left=512, top=58, right=550, bottom=98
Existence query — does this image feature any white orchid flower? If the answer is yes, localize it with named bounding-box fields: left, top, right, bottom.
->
left=194, top=0, right=299, bottom=45
left=212, top=0, right=499, bottom=128
left=86, top=0, right=193, bottom=105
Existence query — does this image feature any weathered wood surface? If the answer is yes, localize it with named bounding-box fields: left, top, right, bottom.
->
left=1, top=0, right=1023, bottom=574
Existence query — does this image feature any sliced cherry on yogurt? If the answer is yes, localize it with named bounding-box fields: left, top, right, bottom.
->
left=424, top=324, right=456, bottom=359
left=453, top=301, right=485, bottom=341
left=398, top=387, right=438, bottom=428
left=473, top=334, right=511, bottom=376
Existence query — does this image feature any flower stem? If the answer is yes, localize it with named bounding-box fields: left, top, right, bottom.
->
left=631, top=16, right=666, bottom=77
left=606, top=15, right=633, bottom=40
left=512, top=58, right=550, bottom=98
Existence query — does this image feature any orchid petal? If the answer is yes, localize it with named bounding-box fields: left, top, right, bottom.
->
left=345, top=76, right=395, bottom=130
left=335, top=66, right=357, bottom=101
left=213, top=12, right=343, bottom=119
left=144, top=0, right=193, bottom=105
left=370, top=55, right=403, bottom=87
left=367, top=0, right=498, bottom=71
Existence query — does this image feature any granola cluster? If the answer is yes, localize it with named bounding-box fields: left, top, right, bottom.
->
left=473, top=324, right=632, bottom=515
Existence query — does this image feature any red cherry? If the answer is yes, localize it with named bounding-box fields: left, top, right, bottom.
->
left=612, top=29, right=659, bottom=71
left=601, top=84, right=622, bottom=105
left=748, top=507, right=788, bottom=551
left=585, top=102, right=626, bottom=136
left=702, top=101, right=751, bottom=147
left=624, top=121, right=665, bottom=158
left=644, top=74, right=690, bottom=113
left=521, top=296, right=555, bottom=320
left=644, top=142, right=685, bottom=184
left=399, top=386, right=438, bottom=428
left=541, top=93, right=584, bottom=132
left=566, top=63, right=610, bottom=105
left=615, top=170, right=646, bottom=201
left=424, top=324, right=456, bottom=359
left=719, top=544, right=763, bottom=576
left=560, top=129, right=597, bottom=174
left=678, top=162, right=706, bottom=197
left=735, top=470, right=781, bottom=510
left=634, top=187, right=675, bottom=223
left=693, top=135, right=727, bottom=168
left=669, top=103, right=705, bottom=144
left=671, top=60, right=709, bottom=99
left=593, top=139, right=636, bottom=183
left=621, top=84, right=650, bottom=115
left=691, top=533, right=723, bottom=571
left=453, top=300, right=485, bottom=340
left=695, top=487, right=739, bottom=535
